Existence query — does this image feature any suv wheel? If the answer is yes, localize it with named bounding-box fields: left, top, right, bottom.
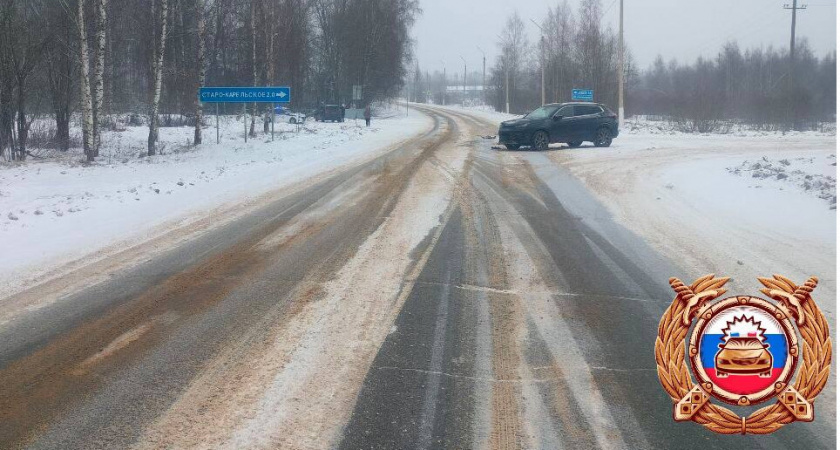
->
left=532, top=131, right=549, bottom=150
left=289, top=117, right=297, bottom=124
left=594, top=127, right=612, bottom=147
left=567, top=141, right=583, bottom=148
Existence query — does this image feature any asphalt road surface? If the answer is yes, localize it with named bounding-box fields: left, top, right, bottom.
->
left=0, top=107, right=831, bottom=449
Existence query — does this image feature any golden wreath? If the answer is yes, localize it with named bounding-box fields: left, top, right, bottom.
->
left=654, top=274, right=831, bottom=434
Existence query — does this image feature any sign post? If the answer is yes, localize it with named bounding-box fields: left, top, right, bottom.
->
left=572, top=89, right=594, bottom=102
left=199, top=86, right=291, bottom=143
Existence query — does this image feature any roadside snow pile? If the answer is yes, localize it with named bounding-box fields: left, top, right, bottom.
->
left=726, top=155, right=837, bottom=209
left=0, top=108, right=430, bottom=297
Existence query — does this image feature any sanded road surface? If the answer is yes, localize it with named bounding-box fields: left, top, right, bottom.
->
left=0, top=107, right=831, bottom=449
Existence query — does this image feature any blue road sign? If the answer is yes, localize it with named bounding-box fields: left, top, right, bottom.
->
left=199, top=86, right=291, bottom=103
left=572, top=89, right=594, bottom=101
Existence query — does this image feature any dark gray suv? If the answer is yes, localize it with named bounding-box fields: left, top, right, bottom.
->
left=498, top=102, right=619, bottom=150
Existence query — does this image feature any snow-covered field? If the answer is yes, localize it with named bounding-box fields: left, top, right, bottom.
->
left=0, top=108, right=431, bottom=298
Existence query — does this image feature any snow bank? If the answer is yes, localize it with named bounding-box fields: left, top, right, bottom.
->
left=0, top=108, right=431, bottom=297
left=726, top=155, right=836, bottom=208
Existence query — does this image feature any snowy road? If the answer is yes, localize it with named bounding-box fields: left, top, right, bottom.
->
left=0, top=106, right=833, bottom=449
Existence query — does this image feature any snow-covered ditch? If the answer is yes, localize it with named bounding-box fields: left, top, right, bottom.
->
left=0, top=108, right=431, bottom=297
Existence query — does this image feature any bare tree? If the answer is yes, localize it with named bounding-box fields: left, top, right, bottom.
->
left=148, top=0, right=169, bottom=156
left=77, top=0, right=95, bottom=160
left=0, top=0, right=49, bottom=160
left=263, top=0, right=275, bottom=134
left=193, top=0, right=206, bottom=145
left=92, top=0, right=107, bottom=155
left=248, top=0, right=256, bottom=137
left=497, top=12, right=530, bottom=112
left=544, top=1, right=575, bottom=103
left=45, top=2, right=75, bottom=152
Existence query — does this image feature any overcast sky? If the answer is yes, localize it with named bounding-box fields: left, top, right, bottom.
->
left=413, top=0, right=837, bottom=73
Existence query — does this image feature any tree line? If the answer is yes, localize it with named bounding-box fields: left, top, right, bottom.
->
left=633, top=42, right=835, bottom=131
left=490, top=0, right=630, bottom=118
left=0, top=0, right=420, bottom=162
left=409, top=0, right=835, bottom=132
left=403, top=1, right=633, bottom=118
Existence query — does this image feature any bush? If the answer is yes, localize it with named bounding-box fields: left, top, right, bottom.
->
left=26, top=120, right=82, bottom=150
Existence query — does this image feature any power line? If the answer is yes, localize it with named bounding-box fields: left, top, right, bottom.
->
left=602, top=0, right=618, bottom=21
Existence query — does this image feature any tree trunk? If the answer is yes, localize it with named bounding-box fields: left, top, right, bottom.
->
left=148, top=0, right=169, bottom=156
left=0, top=77, right=12, bottom=161
left=248, top=0, right=256, bottom=137
left=263, top=0, right=274, bottom=135
left=55, top=108, right=70, bottom=152
left=93, top=0, right=108, bottom=156
left=78, top=0, right=95, bottom=161
left=15, top=76, right=27, bottom=161
left=193, top=0, right=205, bottom=145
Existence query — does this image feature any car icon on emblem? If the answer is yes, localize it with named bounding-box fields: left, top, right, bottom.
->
left=715, top=336, right=773, bottom=378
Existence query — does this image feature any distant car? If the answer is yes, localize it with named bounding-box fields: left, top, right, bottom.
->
left=715, top=337, right=773, bottom=378
left=273, top=106, right=306, bottom=124
left=498, top=102, right=619, bottom=150
left=314, top=105, right=345, bottom=123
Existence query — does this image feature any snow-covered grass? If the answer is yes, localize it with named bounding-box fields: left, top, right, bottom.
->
left=0, top=107, right=431, bottom=297
left=624, top=115, right=836, bottom=137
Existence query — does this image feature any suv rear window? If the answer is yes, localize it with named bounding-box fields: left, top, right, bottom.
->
left=574, top=105, right=602, bottom=116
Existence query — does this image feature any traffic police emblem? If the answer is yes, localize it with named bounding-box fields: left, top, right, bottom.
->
left=655, top=274, right=831, bottom=434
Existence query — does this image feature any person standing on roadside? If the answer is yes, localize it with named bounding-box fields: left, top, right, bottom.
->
left=364, top=104, right=372, bottom=127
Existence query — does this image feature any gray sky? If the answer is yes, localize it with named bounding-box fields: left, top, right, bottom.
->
left=413, top=0, right=837, bottom=72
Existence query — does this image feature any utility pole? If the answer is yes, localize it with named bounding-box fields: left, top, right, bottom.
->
left=530, top=19, right=546, bottom=106
left=506, top=68, right=510, bottom=113
left=784, top=0, right=807, bottom=129
left=441, top=60, right=447, bottom=105
left=460, top=56, right=467, bottom=106
left=618, top=0, right=625, bottom=128
left=477, top=47, right=486, bottom=106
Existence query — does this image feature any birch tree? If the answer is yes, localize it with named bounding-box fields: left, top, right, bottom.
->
left=193, top=0, right=205, bottom=145
left=148, top=0, right=168, bottom=156
left=263, top=0, right=274, bottom=134
left=248, top=0, right=257, bottom=137
left=92, top=0, right=107, bottom=156
left=77, top=0, right=95, bottom=161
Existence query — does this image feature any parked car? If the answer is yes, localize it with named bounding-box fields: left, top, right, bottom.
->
left=314, top=105, right=345, bottom=123
left=498, top=102, right=619, bottom=150
left=273, top=106, right=306, bottom=124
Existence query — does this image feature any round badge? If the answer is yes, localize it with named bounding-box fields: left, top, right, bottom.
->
left=689, top=296, right=798, bottom=405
